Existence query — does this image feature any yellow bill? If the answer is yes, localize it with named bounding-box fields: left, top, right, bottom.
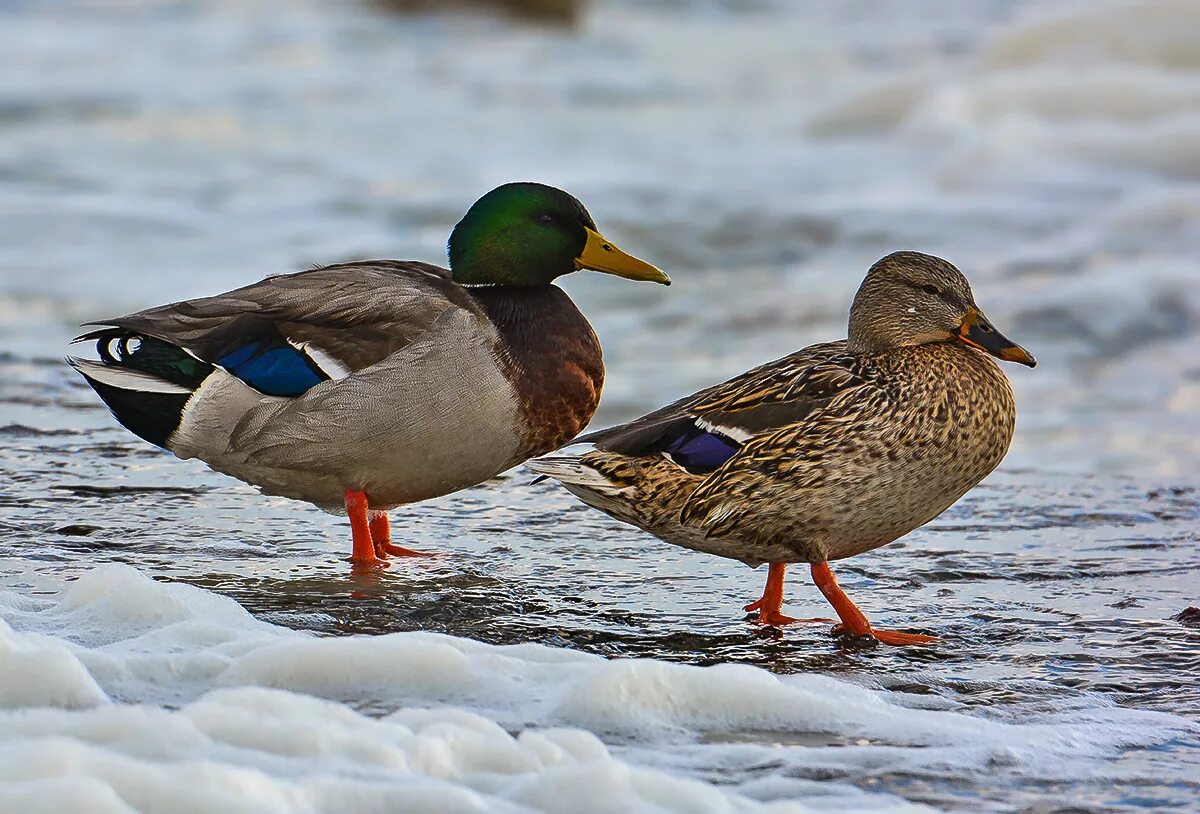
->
left=575, top=227, right=670, bottom=285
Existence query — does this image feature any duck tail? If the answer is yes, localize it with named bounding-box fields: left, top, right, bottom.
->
left=67, top=329, right=215, bottom=449
left=526, top=455, right=636, bottom=516
left=526, top=456, right=610, bottom=488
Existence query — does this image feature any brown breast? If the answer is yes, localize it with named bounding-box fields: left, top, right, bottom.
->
left=468, top=285, right=604, bottom=460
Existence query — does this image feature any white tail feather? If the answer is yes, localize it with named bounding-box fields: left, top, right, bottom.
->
left=526, top=456, right=629, bottom=495
left=66, top=357, right=192, bottom=394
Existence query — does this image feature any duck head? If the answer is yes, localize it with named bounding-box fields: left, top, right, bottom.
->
left=448, top=182, right=669, bottom=287
left=847, top=251, right=1036, bottom=367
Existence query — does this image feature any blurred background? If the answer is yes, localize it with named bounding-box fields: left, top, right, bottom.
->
left=2, top=3, right=1199, bottom=810
left=2, top=0, right=1197, bottom=478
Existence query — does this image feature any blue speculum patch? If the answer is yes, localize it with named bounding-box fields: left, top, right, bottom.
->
left=218, top=341, right=326, bottom=397
left=664, top=426, right=740, bottom=472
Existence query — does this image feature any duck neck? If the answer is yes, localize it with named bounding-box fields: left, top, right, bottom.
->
left=467, top=285, right=604, bottom=457
left=847, top=321, right=895, bottom=356
left=847, top=286, right=904, bottom=356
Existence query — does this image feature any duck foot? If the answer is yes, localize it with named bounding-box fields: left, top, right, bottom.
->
left=743, top=609, right=831, bottom=626
left=831, top=623, right=938, bottom=646
left=754, top=610, right=800, bottom=626
left=346, top=489, right=383, bottom=567
left=811, top=561, right=937, bottom=647
left=742, top=563, right=830, bottom=626
left=350, top=559, right=390, bottom=575
left=345, top=491, right=434, bottom=567
left=367, top=511, right=434, bottom=558
left=376, top=541, right=435, bottom=558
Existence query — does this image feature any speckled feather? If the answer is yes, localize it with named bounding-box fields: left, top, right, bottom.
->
left=531, top=252, right=1024, bottom=568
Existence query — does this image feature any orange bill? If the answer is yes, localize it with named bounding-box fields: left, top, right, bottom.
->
left=955, top=306, right=1036, bottom=367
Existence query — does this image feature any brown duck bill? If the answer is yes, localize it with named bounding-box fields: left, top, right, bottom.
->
left=955, top=306, right=1037, bottom=367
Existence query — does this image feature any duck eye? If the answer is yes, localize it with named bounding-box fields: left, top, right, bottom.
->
left=536, top=213, right=555, bottom=225
left=921, top=284, right=940, bottom=296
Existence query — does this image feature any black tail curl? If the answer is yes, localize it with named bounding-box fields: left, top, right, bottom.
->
left=71, top=329, right=215, bottom=448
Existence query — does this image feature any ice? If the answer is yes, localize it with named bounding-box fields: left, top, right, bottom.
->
left=0, top=566, right=1192, bottom=813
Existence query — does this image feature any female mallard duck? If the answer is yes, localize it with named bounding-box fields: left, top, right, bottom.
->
left=69, top=182, right=668, bottom=567
left=529, top=251, right=1034, bottom=646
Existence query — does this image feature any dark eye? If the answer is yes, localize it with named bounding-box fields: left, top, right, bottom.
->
left=536, top=213, right=554, bottom=225
left=921, top=284, right=940, bottom=296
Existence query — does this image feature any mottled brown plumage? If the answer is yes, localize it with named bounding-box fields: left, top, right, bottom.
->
left=529, top=251, right=1035, bottom=645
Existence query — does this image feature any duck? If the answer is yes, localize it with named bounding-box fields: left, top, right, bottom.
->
left=528, top=251, right=1034, bottom=646
left=69, top=182, right=669, bottom=567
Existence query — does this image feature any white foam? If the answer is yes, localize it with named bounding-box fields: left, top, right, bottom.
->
left=0, top=566, right=1192, bottom=813
left=809, top=0, right=1200, bottom=186
left=0, top=619, right=108, bottom=711
left=983, top=0, right=1200, bottom=71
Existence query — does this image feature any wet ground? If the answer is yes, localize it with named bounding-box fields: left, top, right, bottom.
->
left=2, top=1, right=1199, bottom=811
left=2, top=351, right=1198, bottom=811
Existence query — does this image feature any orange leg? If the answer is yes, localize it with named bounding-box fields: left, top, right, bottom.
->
left=345, top=488, right=380, bottom=566
left=810, top=562, right=938, bottom=646
left=368, top=510, right=432, bottom=558
left=743, top=563, right=829, bottom=627
left=369, top=511, right=390, bottom=559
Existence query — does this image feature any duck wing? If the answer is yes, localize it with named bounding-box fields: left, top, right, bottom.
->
left=225, top=303, right=514, bottom=474
left=580, top=341, right=873, bottom=473
left=81, top=261, right=482, bottom=394
left=572, top=341, right=888, bottom=536
left=676, top=348, right=893, bottom=535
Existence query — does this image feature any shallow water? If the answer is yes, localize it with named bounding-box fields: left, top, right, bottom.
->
left=1, top=0, right=1199, bottom=812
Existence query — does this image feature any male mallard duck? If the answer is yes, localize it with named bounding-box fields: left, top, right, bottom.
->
left=528, top=251, right=1034, bottom=646
left=69, top=182, right=668, bottom=566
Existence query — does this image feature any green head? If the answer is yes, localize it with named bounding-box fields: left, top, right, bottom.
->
left=447, top=182, right=669, bottom=287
